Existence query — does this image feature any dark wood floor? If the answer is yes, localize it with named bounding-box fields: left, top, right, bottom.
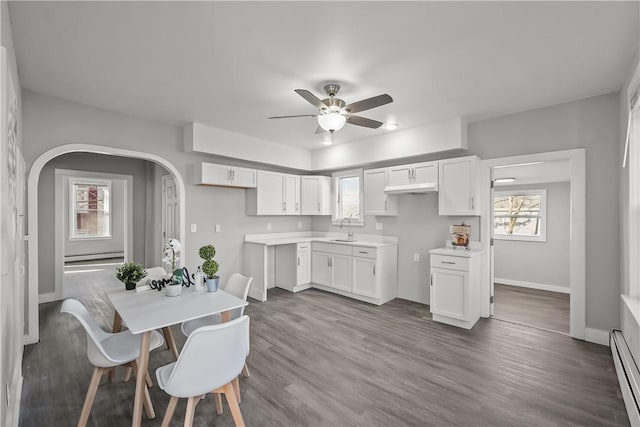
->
left=494, top=283, right=570, bottom=334
left=21, top=284, right=627, bottom=426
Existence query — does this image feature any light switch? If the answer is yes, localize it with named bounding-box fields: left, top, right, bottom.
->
left=413, top=253, right=420, bottom=262
left=190, top=224, right=197, bottom=233
left=376, top=222, right=383, bottom=231
left=298, top=221, right=303, bottom=229
left=215, top=224, right=221, bottom=233
left=267, top=222, right=272, bottom=231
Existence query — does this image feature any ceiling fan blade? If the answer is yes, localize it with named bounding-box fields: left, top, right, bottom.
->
left=315, top=125, right=325, bottom=134
left=345, top=115, right=383, bottom=129
left=344, top=94, right=393, bottom=114
left=295, top=89, right=327, bottom=110
left=268, top=114, right=317, bottom=119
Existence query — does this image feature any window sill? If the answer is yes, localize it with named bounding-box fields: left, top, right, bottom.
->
left=69, top=236, right=112, bottom=241
left=622, top=294, right=640, bottom=327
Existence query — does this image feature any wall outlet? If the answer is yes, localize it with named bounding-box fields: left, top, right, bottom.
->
left=267, top=222, right=272, bottom=231
left=413, top=253, right=420, bottom=262
left=190, top=224, right=197, bottom=233
left=298, top=221, right=303, bottom=229
left=215, top=224, right=221, bottom=233
left=375, top=222, right=383, bottom=231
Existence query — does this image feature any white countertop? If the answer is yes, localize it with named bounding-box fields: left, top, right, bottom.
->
left=245, top=232, right=397, bottom=248
left=429, top=246, right=486, bottom=257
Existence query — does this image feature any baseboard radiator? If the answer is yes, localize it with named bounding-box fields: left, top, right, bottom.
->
left=611, top=329, right=640, bottom=426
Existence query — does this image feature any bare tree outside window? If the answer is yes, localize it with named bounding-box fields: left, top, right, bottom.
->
left=70, top=179, right=111, bottom=239
left=493, top=189, right=546, bottom=241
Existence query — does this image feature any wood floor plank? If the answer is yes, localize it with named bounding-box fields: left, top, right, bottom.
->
left=20, top=276, right=628, bottom=426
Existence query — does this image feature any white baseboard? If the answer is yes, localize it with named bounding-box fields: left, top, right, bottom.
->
left=38, top=292, right=61, bottom=304
left=494, top=277, right=570, bottom=294
left=585, top=327, right=610, bottom=346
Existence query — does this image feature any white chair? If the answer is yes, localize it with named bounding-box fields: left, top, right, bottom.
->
left=60, top=298, right=165, bottom=427
left=156, top=316, right=250, bottom=427
left=180, top=272, right=253, bottom=399
left=180, top=273, right=253, bottom=336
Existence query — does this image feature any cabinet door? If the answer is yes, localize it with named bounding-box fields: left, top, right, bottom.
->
left=231, top=166, right=257, bottom=188
left=300, top=177, right=320, bottom=214
left=364, top=168, right=397, bottom=216
left=311, top=252, right=332, bottom=286
left=257, top=171, right=285, bottom=215
left=412, top=162, right=438, bottom=187
left=297, top=250, right=311, bottom=285
left=438, top=157, right=478, bottom=215
left=352, top=257, right=378, bottom=298
left=200, top=163, right=232, bottom=186
left=388, top=165, right=413, bottom=186
left=284, top=174, right=300, bottom=215
left=317, top=176, right=332, bottom=215
left=331, top=255, right=352, bottom=291
left=431, top=268, right=468, bottom=320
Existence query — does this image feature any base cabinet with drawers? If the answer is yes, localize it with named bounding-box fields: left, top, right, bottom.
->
left=429, top=247, right=485, bottom=329
left=311, top=242, right=398, bottom=305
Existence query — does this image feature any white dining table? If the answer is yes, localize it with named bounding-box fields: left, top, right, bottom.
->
left=106, top=286, right=248, bottom=427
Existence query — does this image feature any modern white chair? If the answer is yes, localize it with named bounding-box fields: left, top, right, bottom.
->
left=180, top=273, right=253, bottom=336
left=156, top=316, right=250, bottom=427
left=180, top=272, right=253, bottom=398
left=60, top=298, right=165, bottom=427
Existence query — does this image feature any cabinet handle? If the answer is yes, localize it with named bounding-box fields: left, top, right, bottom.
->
left=283, top=202, right=286, bottom=212
left=471, top=196, right=475, bottom=210
left=297, top=257, right=300, bottom=266
left=228, top=169, right=232, bottom=181
left=430, top=273, right=433, bottom=286
left=359, top=251, right=368, bottom=254
left=296, top=202, right=299, bottom=211
left=329, top=258, right=332, bottom=267
left=441, top=261, right=456, bottom=265
left=317, top=202, right=320, bottom=212
left=385, top=200, right=387, bottom=211
left=232, top=170, right=235, bottom=181
left=373, top=265, right=376, bottom=275
left=408, top=169, right=411, bottom=180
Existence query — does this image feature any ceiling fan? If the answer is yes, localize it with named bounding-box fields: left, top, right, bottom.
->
left=269, top=84, right=393, bottom=135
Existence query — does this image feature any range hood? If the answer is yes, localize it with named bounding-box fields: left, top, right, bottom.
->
left=384, top=182, right=438, bottom=194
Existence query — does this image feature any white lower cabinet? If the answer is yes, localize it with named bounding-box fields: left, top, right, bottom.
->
left=275, top=242, right=312, bottom=292
left=429, top=248, right=484, bottom=329
left=311, top=242, right=397, bottom=305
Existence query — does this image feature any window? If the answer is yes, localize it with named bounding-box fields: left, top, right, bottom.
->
left=493, top=189, right=546, bottom=242
left=332, top=169, right=363, bottom=224
left=70, top=179, right=111, bottom=239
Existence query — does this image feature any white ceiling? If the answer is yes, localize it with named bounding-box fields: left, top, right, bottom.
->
left=8, top=1, right=639, bottom=151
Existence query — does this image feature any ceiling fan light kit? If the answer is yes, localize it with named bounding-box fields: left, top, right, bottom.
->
left=269, top=83, right=393, bottom=138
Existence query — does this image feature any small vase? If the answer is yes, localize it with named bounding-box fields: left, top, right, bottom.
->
left=206, top=277, right=220, bottom=292
left=166, top=283, right=182, bottom=297
left=172, top=268, right=183, bottom=286
left=125, top=281, right=136, bottom=291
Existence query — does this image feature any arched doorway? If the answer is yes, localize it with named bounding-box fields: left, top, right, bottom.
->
left=26, top=144, right=186, bottom=344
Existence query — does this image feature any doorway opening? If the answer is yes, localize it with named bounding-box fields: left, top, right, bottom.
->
left=26, top=144, right=186, bottom=344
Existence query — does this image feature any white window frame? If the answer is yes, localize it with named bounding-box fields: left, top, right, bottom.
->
left=69, top=178, right=112, bottom=240
left=493, top=189, right=547, bottom=242
left=332, top=168, right=364, bottom=226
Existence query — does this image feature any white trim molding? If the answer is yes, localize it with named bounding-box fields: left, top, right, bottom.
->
left=494, top=278, right=570, bottom=294
left=26, top=143, right=187, bottom=345
left=585, top=328, right=610, bottom=346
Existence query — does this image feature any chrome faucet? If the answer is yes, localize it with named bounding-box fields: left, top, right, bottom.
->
left=339, top=217, right=354, bottom=241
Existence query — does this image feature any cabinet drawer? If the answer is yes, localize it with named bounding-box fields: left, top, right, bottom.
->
left=430, top=254, right=469, bottom=271
left=312, top=242, right=352, bottom=256
left=297, top=242, right=311, bottom=252
left=352, top=246, right=377, bottom=259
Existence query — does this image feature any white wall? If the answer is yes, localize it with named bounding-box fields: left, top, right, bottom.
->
left=494, top=182, right=570, bottom=290
left=0, top=2, right=23, bottom=425
left=62, top=173, right=126, bottom=258
left=468, top=93, right=620, bottom=332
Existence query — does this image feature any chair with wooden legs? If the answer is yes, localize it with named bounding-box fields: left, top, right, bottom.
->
left=60, top=299, right=164, bottom=427
left=156, top=315, right=250, bottom=427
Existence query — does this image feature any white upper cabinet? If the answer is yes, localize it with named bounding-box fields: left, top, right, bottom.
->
left=438, top=155, right=480, bottom=216
left=247, top=171, right=299, bottom=215
left=364, top=168, right=397, bottom=216
left=195, top=162, right=257, bottom=188
left=284, top=174, right=300, bottom=215
left=300, top=176, right=332, bottom=215
left=388, top=161, right=438, bottom=188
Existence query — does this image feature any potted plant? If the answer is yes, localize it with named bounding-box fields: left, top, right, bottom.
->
left=116, top=261, right=147, bottom=291
left=199, top=244, right=220, bottom=292
left=163, top=238, right=183, bottom=296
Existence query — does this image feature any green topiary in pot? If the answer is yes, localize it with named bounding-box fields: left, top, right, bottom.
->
left=199, top=244, right=220, bottom=292
left=116, top=261, right=147, bottom=291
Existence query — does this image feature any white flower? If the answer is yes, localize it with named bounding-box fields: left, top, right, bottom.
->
left=169, top=239, right=182, bottom=253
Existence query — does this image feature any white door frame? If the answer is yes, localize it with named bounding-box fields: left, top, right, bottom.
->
left=161, top=174, right=179, bottom=271
left=26, top=144, right=186, bottom=345
left=480, top=148, right=586, bottom=339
